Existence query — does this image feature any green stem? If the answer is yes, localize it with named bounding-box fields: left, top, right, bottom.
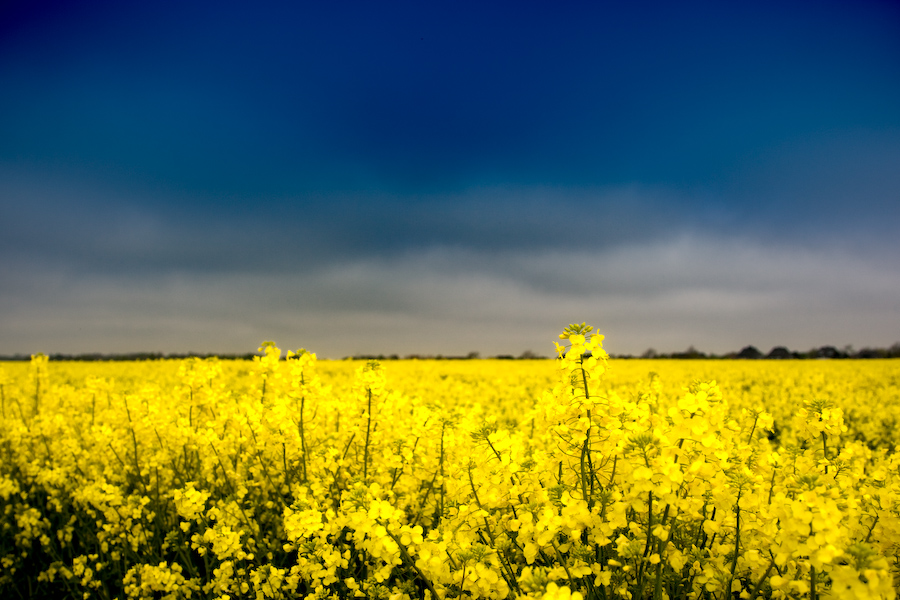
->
left=299, top=395, right=308, bottom=482
left=864, top=514, right=879, bottom=544
left=725, top=490, right=742, bottom=598
left=33, top=367, right=41, bottom=417
left=747, top=556, right=776, bottom=600
left=363, top=389, right=373, bottom=483
left=635, top=491, right=655, bottom=597
left=767, top=468, right=777, bottom=505
left=439, top=423, right=446, bottom=520
left=579, top=357, right=594, bottom=503
left=12, top=396, right=26, bottom=424
left=123, top=396, right=147, bottom=495
left=485, top=437, right=504, bottom=463
left=249, top=426, right=277, bottom=493
left=384, top=527, right=440, bottom=600
left=580, top=415, right=592, bottom=503
left=810, top=565, right=817, bottom=600
left=580, top=358, right=591, bottom=402
left=652, top=504, right=672, bottom=600
left=552, top=540, right=576, bottom=590
left=747, top=414, right=759, bottom=444
left=467, top=462, right=484, bottom=510
left=281, top=443, right=290, bottom=489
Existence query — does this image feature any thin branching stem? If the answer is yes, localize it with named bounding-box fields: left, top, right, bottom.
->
left=725, top=490, right=743, bottom=598
left=363, top=389, right=373, bottom=483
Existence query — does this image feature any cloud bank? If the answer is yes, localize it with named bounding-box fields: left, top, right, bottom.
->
left=3, top=231, right=898, bottom=357
left=1, top=0, right=897, bottom=357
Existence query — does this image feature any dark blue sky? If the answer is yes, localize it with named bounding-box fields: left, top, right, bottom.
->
left=2, top=0, right=899, bottom=356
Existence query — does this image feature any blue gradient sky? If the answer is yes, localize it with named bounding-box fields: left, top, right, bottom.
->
left=2, top=0, right=899, bottom=357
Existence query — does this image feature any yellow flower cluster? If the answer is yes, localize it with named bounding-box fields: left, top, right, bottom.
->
left=1, top=329, right=899, bottom=599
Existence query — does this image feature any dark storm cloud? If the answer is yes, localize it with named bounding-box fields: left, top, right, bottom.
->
left=4, top=237, right=899, bottom=357
left=0, top=168, right=692, bottom=275
left=3, top=1, right=898, bottom=196
left=1, top=0, right=899, bottom=355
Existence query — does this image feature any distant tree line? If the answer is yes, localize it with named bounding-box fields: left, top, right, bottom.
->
left=625, top=342, right=900, bottom=360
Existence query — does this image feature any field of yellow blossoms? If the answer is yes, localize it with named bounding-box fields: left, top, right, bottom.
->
left=2, top=324, right=900, bottom=600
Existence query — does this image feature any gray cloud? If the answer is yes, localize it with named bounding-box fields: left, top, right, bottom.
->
left=0, top=170, right=691, bottom=272
left=3, top=157, right=898, bottom=358
left=3, top=236, right=898, bottom=357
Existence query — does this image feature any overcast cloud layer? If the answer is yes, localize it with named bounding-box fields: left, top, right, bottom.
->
left=1, top=0, right=899, bottom=357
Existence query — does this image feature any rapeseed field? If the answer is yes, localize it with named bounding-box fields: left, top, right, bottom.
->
left=1, top=324, right=899, bottom=599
